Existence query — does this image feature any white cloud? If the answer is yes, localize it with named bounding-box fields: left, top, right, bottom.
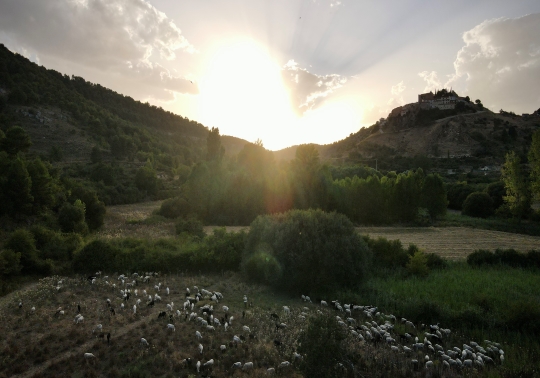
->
left=418, top=71, right=442, bottom=93
left=0, top=0, right=197, bottom=97
left=391, top=80, right=405, bottom=96
left=281, top=59, right=347, bottom=115
left=446, top=13, right=540, bottom=112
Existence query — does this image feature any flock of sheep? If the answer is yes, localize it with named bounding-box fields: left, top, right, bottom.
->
left=12, top=272, right=506, bottom=376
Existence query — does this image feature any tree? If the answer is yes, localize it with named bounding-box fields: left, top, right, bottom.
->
left=406, top=250, right=429, bottom=277
left=134, top=162, right=158, bottom=195
left=58, top=200, right=88, bottom=234
left=1, top=156, right=33, bottom=216
left=501, top=151, right=531, bottom=219
left=0, top=126, right=32, bottom=155
left=486, top=181, right=506, bottom=210
left=206, top=127, right=224, bottom=161
left=421, top=173, right=447, bottom=219
left=90, top=146, right=102, bottom=164
left=0, top=249, right=22, bottom=277
left=529, top=130, right=540, bottom=202
left=462, top=192, right=494, bottom=218
left=27, top=158, right=56, bottom=213
left=4, top=229, right=39, bottom=273
left=70, top=186, right=106, bottom=231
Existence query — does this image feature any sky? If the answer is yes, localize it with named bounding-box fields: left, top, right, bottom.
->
left=0, top=0, right=539, bottom=151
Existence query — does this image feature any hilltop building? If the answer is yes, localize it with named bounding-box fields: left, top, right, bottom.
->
left=418, top=89, right=466, bottom=110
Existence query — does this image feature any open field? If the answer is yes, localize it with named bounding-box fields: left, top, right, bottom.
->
left=100, top=202, right=540, bottom=260
left=0, top=271, right=519, bottom=378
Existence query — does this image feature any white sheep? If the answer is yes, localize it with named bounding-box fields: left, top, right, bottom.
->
left=220, top=344, right=227, bottom=352
left=243, top=362, right=254, bottom=371
left=133, top=305, right=137, bottom=314
left=203, top=359, right=214, bottom=368
left=198, top=343, right=203, bottom=354
left=92, top=324, right=102, bottom=333
left=283, top=306, right=290, bottom=315
left=140, top=338, right=149, bottom=347
left=278, top=361, right=290, bottom=369
left=196, top=330, right=202, bottom=340
left=84, top=353, right=95, bottom=361
left=167, top=324, right=175, bottom=332
left=222, top=305, right=229, bottom=312
left=321, top=300, right=328, bottom=306
left=267, top=367, right=276, bottom=375
left=196, top=360, right=201, bottom=373
left=231, top=362, right=242, bottom=369
left=242, top=325, right=250, bottom=333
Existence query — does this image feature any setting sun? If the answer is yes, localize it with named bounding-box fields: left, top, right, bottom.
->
left=198, top=39, right=295, bottom=148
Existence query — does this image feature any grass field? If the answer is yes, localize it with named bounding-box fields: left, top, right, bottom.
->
left=0, top=270, right=523, bottom=378
left=99, top=201, right=540, bottom=260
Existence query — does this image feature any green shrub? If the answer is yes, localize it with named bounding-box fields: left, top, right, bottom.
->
left=365, top=236, right=409, bottom=268
left=72, top=240, right=119, bottom=273
left=425, top=252, right=447, bottom=269
left=298, top=315, right=348, bottom=378
left=467, top=249, right=496, bottom=266
left=406, top=251, right=429, bottom=277
left=156, top=197, right=191, bottom=219
left=191, top=228, right=245, bottom=271
left=58, top=200, right=88, bottom=234
left=0, top=249, right=22, bottom=277
left=494, top=248, right=528, bottom=267
left=243, top=210, right=371, bottom=294
left=462, top=191, right=494, bottom=218
left=175, top=217, right=205, bottom=239
left=4, top=229, right=41, bottom=274
left=242, top=250, right=282, bottom=285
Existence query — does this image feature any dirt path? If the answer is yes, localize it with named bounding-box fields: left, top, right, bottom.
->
left=13, top=313, right=153, bottom=378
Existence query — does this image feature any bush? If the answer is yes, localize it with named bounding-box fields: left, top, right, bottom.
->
left=462, top=191, right=494, bottom=218
left=175, top=217, right=205, bottom=239
left=72, top=240, right=119, bottom=273
left=242, top=250, right=282, bottom=285
left=526, top=250, right=540, bottom=268
left=298, top=315, right=348, bottom=378
left=425, top=252, right=447, bottom=269
left=242, top=210, right=371, bottom=294
left=0, top=249, right=22, bottom=277
left=467, top=249, right=496, bottom=266
left=365, top=236, right=409, bottom=269
left=156, top=197, right=191, bottom=219
left=406, top=251, right=429, bottom=277
left=58, top=200, right=88, bottom=234
left=190, top=228, right=245, bottom=272
left=4, top=229, right=41, bottom=274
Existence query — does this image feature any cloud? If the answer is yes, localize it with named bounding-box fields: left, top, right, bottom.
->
left=0, top=0, right=197, bottom=97
left=418, top=71, right=442, bottom=93
left=391, top=81, right=405, bottom=96
left=446, top=13, right=540, bottom=112
left=281, top=59, right=347, bottom=115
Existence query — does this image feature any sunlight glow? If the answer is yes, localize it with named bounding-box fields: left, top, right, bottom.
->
left=198, top=39, right=295, bottom=149
left=196, top=39, right=363, bottom=150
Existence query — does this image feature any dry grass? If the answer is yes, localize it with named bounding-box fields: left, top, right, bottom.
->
left=1, top=272, right=506, bottom=378
left=99, top=201, right=540, bottom=261
left=356, top=226, right=540, bottom=260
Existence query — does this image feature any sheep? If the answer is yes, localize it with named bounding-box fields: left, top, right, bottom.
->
left=283, top=306, right=290, bottom=315
left=92, top=324, right=102, bottom=333
left=233, top=335, right=242, bottom=344
left=267, top=367, right=276, bottom=374
left=140, top=338, right=149, bottom=347
left=278, top=361, right=291, bottom=369
left=84, top=353, right=95, bottom=361
left=426, top=360, right=434, bottom=368
left=231, top=362, right=242, bottom=369
left=198, top=343, right=203, bottom=354
left=206, top=325, right=215, bottom=332
left=321, top=300, right=328, bottom=306
left=222, top=305, right=229, bottom=313
left=201, top=358, right=213, bottom=369
left=220, top=344, right=227, bottom=352
left=196, top=360, right=201, bottom=373
left=242, top=325, right=251, bottom=333
left=229, top=316, right=234, bottom=325
left=74, top=315, right=84, bottom=324
left=133, top=305, right=137, bottom=314
left=243, top=362, right=254, bottom=371
left=167, top=324, right=175, bottom=332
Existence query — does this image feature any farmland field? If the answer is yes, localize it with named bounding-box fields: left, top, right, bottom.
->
left=99, top=202, right=540, bottom=259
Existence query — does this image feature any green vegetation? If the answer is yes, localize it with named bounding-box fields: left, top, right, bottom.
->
left=242, top=209, right=371, bottom=294
left=462, top=191, right=494, bottom=218
left=467, top=248, right=540, bottom=269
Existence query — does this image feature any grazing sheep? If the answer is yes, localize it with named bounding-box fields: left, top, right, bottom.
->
left=196, top=360, right=201, bottom=373
left=283, top=306, right=290, bottom=315
left=233, top=335, right=242, bottom=344
left=140, top=338, right=149, bottom=347
left=198, top=343, right=203, bottom=354
left=196, top=330, right=202, bottom=340
left=278, top=361, right=290, bottom=369
left=231, top=362, right=242, bottom=369
left=84, top=353, right=95, bottom=361
left=220, top=344, right=227, bottom=352
left=242, top=325, right=250, bottom=333
left=92, top=324, right=102, bottom=334
left=167, top=324, right=175, bottom=332
left=243, top=362, right=254, bottom=371
left=267, top=367, right=276, bottom=375
left=222, top=305, right=229, bottom=313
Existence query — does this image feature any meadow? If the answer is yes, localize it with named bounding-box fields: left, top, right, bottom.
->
left=1, top=203, right=539, bottom=377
